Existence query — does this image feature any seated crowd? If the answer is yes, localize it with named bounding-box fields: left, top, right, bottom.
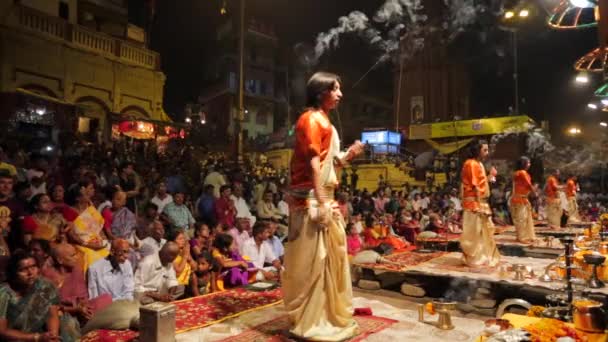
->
left=0, top=140, right=287, bottom=341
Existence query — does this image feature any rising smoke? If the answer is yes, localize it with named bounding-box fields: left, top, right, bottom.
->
left=306, top=0, right=499, bottom=67
left=490, top=124, right=605, bottom=176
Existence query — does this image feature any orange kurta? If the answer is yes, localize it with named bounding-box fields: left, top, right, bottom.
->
left=511, top=170, right=533, bottom=205
left=545, top=176, right=559, bottom=202
left=459, top=158, right=500, bottom=267
left=290, top=110, right=332, bottom=190
left=461, top=159, right=489, bottom=211
left=566, top=179, right=576, bottom=198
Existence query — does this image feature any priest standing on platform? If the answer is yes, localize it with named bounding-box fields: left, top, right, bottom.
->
left=459, top=140, right=501, bottom=267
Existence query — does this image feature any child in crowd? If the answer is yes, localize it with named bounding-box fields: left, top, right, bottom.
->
left=425, top=213, right=446, bottom=235
left=190, top=222, right=211, bottom=259
left=191, top=254, right=212, bottom=296
left=211, top=233, right=252, bottom=290
left=346, top=223, right=363, bottom=256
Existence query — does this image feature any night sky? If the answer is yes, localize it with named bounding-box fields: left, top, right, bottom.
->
left=140, top=0, right=602, bottom=141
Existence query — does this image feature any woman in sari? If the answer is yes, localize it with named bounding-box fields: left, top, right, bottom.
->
left=283, top=72, right=364, bottom=341
left=23, top=194, right=70, bottom=245
left=50, top=184, right=66, bottom=212
left=167, top=230, right=196, bottom=287
left=100, top=188, right=137, bottom=241
left=0, top=251, right=80, bottom=341
left=63, top=180, right=109, bottom=272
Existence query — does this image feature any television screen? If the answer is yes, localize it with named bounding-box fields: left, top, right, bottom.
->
left=361, top=131, right=388, bottom=145
left=372, top=145, right=399, bottom=154
left=388, top=132, right=401, bottom=145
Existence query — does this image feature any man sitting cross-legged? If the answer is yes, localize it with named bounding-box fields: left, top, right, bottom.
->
left=87, top=238, right=135, bottom=301
left=134, top=241, right=184, bottom=304
left=241, top=221, right=282, bottom=282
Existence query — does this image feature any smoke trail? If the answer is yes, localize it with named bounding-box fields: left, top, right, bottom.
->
left=307, top=0, right=495, bottom=67
left=490, top=125, right=605, bottom=176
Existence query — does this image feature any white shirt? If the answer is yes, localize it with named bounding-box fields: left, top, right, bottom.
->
left=97, top=200, right=112, bottom=214
left=139, top=237, right=167, bottom=258
left=203, top=171, right=226, bottom=198
left=420, top=197, right=430, bottom=209
left=150, top=194, right=173, bottom=214
left=88, top=258, right=134, bottom=301
left=353, top=221, right=364, bottom=234
left=134, top=253, right=179, bottom=295
left=230, top=195, right=257, bottom=225
left=241, top=238, right=277, bottom=270
left=278, top=200, right=289, bottom=217
left=450, top=196, right=462, bottom=211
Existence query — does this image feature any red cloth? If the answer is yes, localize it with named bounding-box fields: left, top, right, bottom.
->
left=21, top=216, right=37, bottom=233
left=347, top=235, right=362, bottom=255
left=62, top=206, right=79, bottom=222
left=214, top=197, right=236, bottom=228
left=101, top=208, right=113, bottom=233
left=354, top=307, right=373, bottom=316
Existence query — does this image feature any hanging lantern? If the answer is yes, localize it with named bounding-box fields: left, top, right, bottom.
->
left=548, top=0, right=598, bottom=29
left=575, top=47, right=608, bottom=72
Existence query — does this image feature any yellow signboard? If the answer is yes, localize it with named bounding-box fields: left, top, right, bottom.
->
left=409, top=115, right=533, bottom=140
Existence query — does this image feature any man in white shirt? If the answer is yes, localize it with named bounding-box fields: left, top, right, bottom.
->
left=88, top=239, right=135, bottom=301
left=449, top=189, right=462, bottom=212
left=256, top=190, right=287, bottom=236
left=230, top=182, right=256, bottom=228
left=203, top=165, right=226, bottom=198
left=139, top=220, right=167, bottom=258
left=228, top=218, right=251, bottom=254
left=419, top=193, right=430, bottom=210
left=134, top=242, right=183, bottom=304
left=241, top=222, right=282, bottom=281
left=150, top=182, right=173, bottom=215
left=277, top=192, right=289, bottom=217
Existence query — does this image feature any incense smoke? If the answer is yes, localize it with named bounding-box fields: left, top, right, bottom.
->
left=306, top=0, right=498, bottom=67
left=490, top=125, right=604, bottom=176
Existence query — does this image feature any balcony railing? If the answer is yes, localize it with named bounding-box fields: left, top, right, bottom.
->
left=72, top=26, right=115, bottom=56
left=6, top=5, right=159, bottom=70
left=17, top=4, right=66, bottom=40
left=120, top=42, right=157, bottom=69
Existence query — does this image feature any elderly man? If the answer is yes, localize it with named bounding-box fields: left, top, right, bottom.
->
left=162, top=190, right=195, bottom=236
left=87, top=239, right=135, bottom=301
left=256, top=190, right=287, bottom=236
left=139, top=220, right=167, bottom=258
left=230, top=182, right=256, bottom=228
left=134, top=241, right=183, bottom=304
left=44, top=243, right=112, bottom=321
left=241, top=222, right=282, bottom=281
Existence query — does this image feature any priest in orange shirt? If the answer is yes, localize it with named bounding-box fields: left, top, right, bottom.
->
left=565, top=175, right=580, bottom=224
left=509, top=156, right=537, bottom=243
left=544, top=169, right=564, bottom=228
left=283, top=72, right=364, bottom=341
left=459, top=140, right=500, bottom=267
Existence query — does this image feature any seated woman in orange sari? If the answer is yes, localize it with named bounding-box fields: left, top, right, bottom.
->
left=22, top=194, right=70, bottom=246
left=62, top=180, right=109, bottom=272
left=362, top=216, right=409, bottom=250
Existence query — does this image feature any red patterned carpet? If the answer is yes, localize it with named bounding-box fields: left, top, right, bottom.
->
left=218, top=314, right=398, bottom=342
left=80, top=287, right=283, bottom=342
left=355, top=250, right=447, bottom=272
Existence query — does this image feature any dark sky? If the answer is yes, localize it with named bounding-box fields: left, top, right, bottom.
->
left=143, top=0, right=602, bottom=140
